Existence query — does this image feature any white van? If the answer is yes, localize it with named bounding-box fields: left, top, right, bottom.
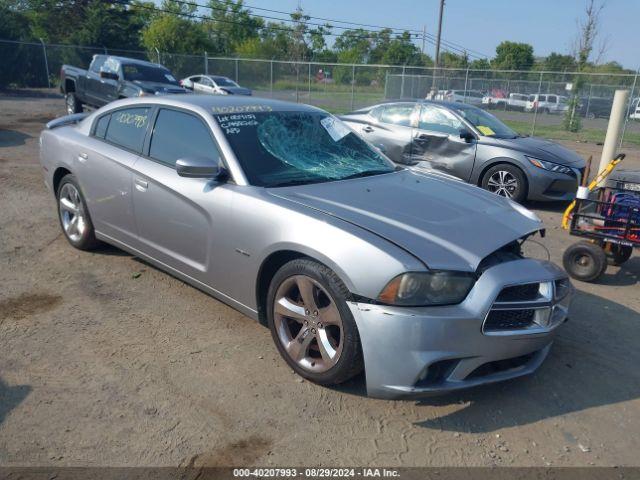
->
left=525, top=94, right=569, bottom=114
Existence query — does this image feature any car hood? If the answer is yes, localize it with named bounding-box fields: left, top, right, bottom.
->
left=269, top=169, right=542, bottom=271
left=220, top=86, right=252, bottom=95
left=481, top=136, right=585, bottom=167
left=132, top=81, right=188, bottom=94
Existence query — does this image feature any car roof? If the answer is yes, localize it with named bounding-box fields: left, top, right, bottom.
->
left=348, top=99, right=483, bottom=113
left=101, top=93, right=324, bottom=113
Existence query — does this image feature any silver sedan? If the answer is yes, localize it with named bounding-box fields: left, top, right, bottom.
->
left=39, top=95, right=573, bottom=399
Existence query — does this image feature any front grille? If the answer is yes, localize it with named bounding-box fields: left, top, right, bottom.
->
left=496, top=283, right=540, bottom=302
left=484, top=309, right=535, bottom=331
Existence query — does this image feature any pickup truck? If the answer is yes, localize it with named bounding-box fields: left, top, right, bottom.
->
left=60, top=55, right=187, bottom=114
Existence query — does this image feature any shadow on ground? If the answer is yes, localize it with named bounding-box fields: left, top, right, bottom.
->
left=597, top=257, right=640, bottom=286
left=0, top=378, right=31, bottom=427
left=413, top=288, right=640, bottom=433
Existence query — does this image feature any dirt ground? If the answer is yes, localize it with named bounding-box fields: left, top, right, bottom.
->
left=1, top=93, right=639, bottom=468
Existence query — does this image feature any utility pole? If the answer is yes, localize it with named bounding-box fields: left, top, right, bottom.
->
left=430, top=0, right=445, bottom=96
left=421, top=25, right=426, bottom=54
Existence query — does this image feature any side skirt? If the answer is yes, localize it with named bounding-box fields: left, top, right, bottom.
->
left=95, top=231, right=260, bottom=321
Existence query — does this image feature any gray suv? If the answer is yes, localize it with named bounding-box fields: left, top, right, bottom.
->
left=341, top=101, right=585, bottom=203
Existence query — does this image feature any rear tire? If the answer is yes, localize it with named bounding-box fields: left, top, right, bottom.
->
left=481, top=164, right=527, bottom=203
left=65, top=92, right=83, bottom=114
left=563, top=241, right=607, bottom=282
left=266, top=258, right=363, bottom=386
left=56, top=174, right=100, bottom=250
left=606, top=244, right=633, bottom=266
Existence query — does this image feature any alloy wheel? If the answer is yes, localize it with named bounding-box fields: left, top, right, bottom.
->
left=273, top=275, right=344, bottom=373
left=487, top=170, right=519, bottom=198
left=58, top=183, right=86, bottom=242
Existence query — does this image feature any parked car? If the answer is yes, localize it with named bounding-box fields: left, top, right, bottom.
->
left=60, top=55, right=187, bottom=114
left=39, top=95, right=573, bottom=399
left=629, top=97, right=640, bottom=120
left=506, top=93, right=530, bottom=111
left=340, top=100, right=585, bottom=203
left=578, top=97, right=612, bottom=119
left=481, top=95, right=507, bottom=109
left=436, top=89, right=485, bottom=106
left=180, top=75, right=252, bottom=95
left=525, top=94, right=569, bottom=114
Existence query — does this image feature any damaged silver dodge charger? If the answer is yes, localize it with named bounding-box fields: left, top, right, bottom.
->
left=39, top=95, right=573, bottom=399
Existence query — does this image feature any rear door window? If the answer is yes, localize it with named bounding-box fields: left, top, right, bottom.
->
left=149, top=108, right=220, bottom=167
left=547, top=95, right=557, bottom=103
left=104, top=107, right=151, bottom=153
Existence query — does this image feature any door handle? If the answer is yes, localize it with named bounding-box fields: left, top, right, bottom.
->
left=78, top=152, right=88, bottom=162
left=134, top=178, right=148, bottom=192
left=362, top=126, right=375, bottom=133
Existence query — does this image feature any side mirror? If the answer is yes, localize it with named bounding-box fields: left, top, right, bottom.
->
left=99, top=70, right=118, bottom=81
left=459, top=129, right=475, bottom=143
left=176, top=156, right=225, bottom=179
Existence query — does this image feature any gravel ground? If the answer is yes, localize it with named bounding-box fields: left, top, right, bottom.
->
left=1, top=94, right=639, bottom=468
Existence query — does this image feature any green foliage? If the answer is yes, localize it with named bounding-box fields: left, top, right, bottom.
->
left=493, top=41, right=534, bottom=70
left=141, top=1, right=211, bottom=54
left=469, top=58, right=491, bottom=70
left=439, top=51, right=468, bottom=69
left=204, top=0, right=262, bottom=55
left=542, top=52, right=576, bottom=72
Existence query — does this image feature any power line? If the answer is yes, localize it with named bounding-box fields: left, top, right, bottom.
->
left=214, top=0, right=489, bottom=58
left=114, top=0, right=487, bottom=59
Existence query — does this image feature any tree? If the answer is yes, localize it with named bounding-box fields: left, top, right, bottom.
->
left=439, top=51, right=468, bottom=69
left=71, top=1, right=150, bottom=51
left=204, top=0, right=262, bottom=56
left=543, top=52, right=576, bottom=72
left=469, top=58, right=491, bottom=70
left=564, top=0, right=605, bottom=132
left=493, top=41, right=534, bottom=70
left=141, top=0, right=210, bottom=53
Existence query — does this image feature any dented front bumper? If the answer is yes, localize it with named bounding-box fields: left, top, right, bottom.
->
left=348, top=258, right=572, bottom=399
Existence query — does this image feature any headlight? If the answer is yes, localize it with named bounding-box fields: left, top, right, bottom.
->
left=378, top=271, right=476, bottom=306
left=526, top=156, right=574, bottom=176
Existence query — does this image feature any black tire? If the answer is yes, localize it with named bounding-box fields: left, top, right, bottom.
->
left=563, top=241, right=607, bottom=282
left=606, top=244, right=633, bottom=266
left=56, top=174, right=100, bottom=250
left=481, top=163, right=528, bottom=203
left=65, top=92, right=83, bottom=114
left=266, top=258, right=363, bottom=386
left=587, top=112, right=596, bottom=120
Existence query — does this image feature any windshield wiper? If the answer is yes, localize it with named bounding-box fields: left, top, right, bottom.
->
left=340, top=169, right=394, bottom=181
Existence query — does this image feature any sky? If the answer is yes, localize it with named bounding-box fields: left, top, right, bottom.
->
left=245, top=0, right=640, bottom=69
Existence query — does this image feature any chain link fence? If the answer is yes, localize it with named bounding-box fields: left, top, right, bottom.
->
left=2, top=39, right=639, bottom=147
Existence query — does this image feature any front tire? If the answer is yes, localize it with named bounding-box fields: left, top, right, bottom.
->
left=65, top=92, right=83, bottom=114
left=57, top=174, right=99, bottom=250
left=266, top=258, right=363, bottom=386
left=563, top=241, right=607, bottom=282
left=481, top=164, right=527, bottom=203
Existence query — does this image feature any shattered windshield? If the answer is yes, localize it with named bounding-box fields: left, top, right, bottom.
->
left=213, top=110, right=396, bottom=187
